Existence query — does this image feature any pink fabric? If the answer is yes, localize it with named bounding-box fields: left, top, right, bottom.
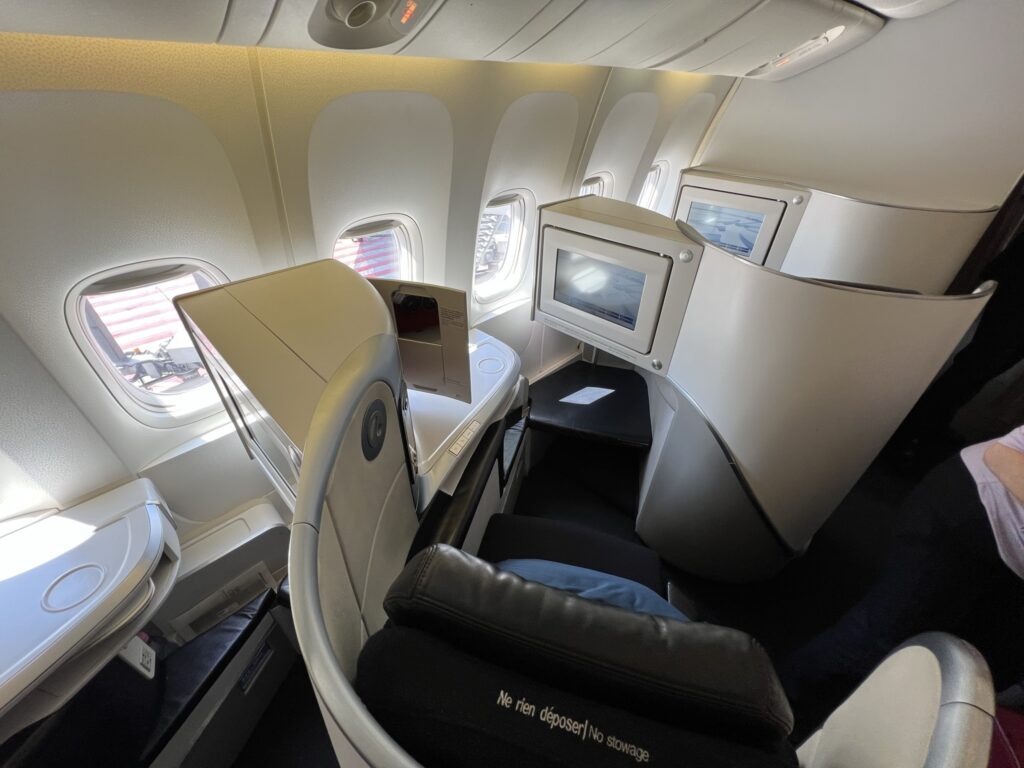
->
left=990, top=707, right=1024, bottom=768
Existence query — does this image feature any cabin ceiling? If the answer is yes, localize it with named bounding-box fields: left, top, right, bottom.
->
left=0, top=0, right=959, bottom=80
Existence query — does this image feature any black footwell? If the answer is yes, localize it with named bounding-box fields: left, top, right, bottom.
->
left=232, top=661, right=337, bottom=768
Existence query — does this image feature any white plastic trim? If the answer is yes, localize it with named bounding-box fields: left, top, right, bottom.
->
left=472, top=188, right=536, bottom=306
left=333, top=213, right=424, bottom=282
left=64, top=257, right=229, bottom=429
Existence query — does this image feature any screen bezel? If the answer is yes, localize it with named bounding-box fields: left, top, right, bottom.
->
left=538, top=227, right=671, bottom=355
left=676, top=186, right=786, bottom=265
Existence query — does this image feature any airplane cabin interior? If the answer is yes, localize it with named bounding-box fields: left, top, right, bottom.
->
left=2, top=0, right=1024, bottom=766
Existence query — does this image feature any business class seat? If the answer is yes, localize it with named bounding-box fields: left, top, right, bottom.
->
left=262, top=258, right=997, bottom=767
left=351, top=545, right=996, bottom=768
left=282, top=358, right=996, bottom=768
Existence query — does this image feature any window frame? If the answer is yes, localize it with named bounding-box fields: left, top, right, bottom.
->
left=637, top=161, right=668, bottom=211
left=66, top=257, right=229, bottom=428
left=579, top=171, right=614, bottom=198
left=331, top=215, right=421, bottom=281
left=472, top=192, right=531, bottom=304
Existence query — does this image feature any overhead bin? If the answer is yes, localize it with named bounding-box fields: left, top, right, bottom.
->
left=580, top=0, right=762, bottom=68
left=398, top=0, right=552, bottom=60
left=858, top=0, right=958, bottom=18
left=0, top=0, right=278, bottom=45
left=489, top=0, right=752, bottom=65
left=306, top=0, right=883, bottom=80
left=660, top=0, right=883, bottom=80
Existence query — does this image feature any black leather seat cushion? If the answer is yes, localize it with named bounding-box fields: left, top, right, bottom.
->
left=277, top=576, right=291, bottom=608
left=407, top=420, right=505, bottom=559
left=477, top=514, right=666, bottom=596
left=140, top=590, right=274, bottom=762
left=357, top=625, right=797, bottom=768
left=6, top=591, right=275, bottom=768
left=382, top=545, right=794, bottom=747
left=529, top=361, right=652, bottom=449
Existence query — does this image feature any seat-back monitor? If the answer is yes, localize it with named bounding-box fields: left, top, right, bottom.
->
left=534, top=196, right=702, bottom=374
left=537, top=227, right=671, bottom=356
left=553, top=249, right=646, bottom=331
left=677, top=186, right=786, bottom=266
left=686, top=202, right=766, bottom=260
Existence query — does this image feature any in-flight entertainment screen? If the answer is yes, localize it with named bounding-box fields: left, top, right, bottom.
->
left=686, top=201, right=766, bottom=260
left=553, top=249, right=646, bottom=330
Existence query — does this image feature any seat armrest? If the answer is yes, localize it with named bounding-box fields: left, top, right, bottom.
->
left=385, top=544, right=793, bottom=745
left=406, top=422, right=504, bottom=560
left=797, top=632, right=994, bottom=768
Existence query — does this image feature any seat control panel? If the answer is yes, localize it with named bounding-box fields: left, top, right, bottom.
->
left=448, top=420, right=482, bottom=456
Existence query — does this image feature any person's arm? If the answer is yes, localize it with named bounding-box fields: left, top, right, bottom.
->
left=983, top=442, right=1024, bottom=504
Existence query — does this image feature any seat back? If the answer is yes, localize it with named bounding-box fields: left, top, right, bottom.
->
left=288, top=336, right=425, bottom=768
left=181, top=261, right=424, bottom=766
left=797, top=633, right=994, bottom=768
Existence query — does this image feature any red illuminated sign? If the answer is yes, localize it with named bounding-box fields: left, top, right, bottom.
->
left=400, top=0, right=417, bottom=24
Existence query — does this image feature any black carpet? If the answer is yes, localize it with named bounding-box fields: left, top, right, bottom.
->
left=513, top=435, right=644, bottom=543
left=232, top=661, right=336, bottom=768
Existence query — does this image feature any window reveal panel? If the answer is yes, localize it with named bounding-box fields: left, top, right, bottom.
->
left=84, top=272, right=212, bottom=397
left=334, top=229, right=404, bottom=280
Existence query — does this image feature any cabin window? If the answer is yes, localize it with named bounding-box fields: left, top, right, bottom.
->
left=580, top=172, right=612, bottom=198
left=473, top=193, right=528, bottom=303
left=638, top=163, right=666, bottom=210
left=333, top=220, right=413, bottom=280
left=69, top=261, right=225, bottom=426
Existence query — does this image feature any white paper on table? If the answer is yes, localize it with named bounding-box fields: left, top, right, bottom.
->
left=559, top=387, right=614, bottom=405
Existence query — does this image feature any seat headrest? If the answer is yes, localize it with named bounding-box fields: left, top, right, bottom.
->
left=384, top=544, right=793, bottom=744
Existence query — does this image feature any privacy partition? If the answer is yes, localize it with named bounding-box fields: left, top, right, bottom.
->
left=638, top=246, right=995, bottom=580
left=533, top=197, right=995, bottom=582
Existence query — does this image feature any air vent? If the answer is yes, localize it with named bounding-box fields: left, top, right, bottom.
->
left=309, top=0, right=440, bottom=50
left=334, top=0, right=377, bottom=28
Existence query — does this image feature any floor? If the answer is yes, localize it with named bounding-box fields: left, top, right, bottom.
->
left=516, top=431, right=925, bottom=651
left=232, top=661, right=337, bottom=768
left=513, top=434, right=646, bottom=543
